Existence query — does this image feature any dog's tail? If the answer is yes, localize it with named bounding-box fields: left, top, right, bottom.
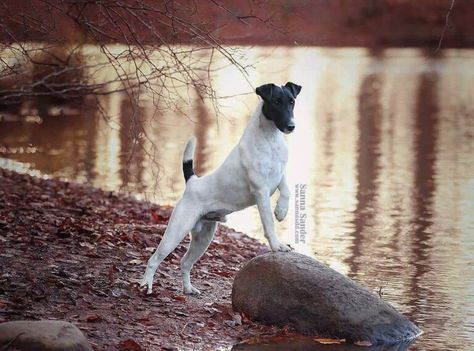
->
left=183, top=137, right=196, bottom=183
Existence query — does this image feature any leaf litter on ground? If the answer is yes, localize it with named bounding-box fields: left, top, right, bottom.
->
left=0, top=169, right=298, bottom=350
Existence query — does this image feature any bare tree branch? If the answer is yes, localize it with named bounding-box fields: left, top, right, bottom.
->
left=435, top=0, right=456, bottom=53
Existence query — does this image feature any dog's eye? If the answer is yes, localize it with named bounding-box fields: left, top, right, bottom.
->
left=274, top=98, right=281, bottom=105
left=289, top=99, right=295, bottom=105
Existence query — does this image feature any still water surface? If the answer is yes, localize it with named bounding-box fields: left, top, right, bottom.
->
left=1, top=47, right=474, bottom=350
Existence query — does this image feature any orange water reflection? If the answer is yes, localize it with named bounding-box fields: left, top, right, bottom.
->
left=1, top=47, right=474, bottom=350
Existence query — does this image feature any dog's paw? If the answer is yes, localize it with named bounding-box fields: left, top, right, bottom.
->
left=274, top=196, right=289, bottom=222
left=271, top=242, right=293, bottom=252
left=274, top=204, right=288, bottom=222
left=140, top=275, right=154, bottom=295
left=183, top=284, right=201, bottom=295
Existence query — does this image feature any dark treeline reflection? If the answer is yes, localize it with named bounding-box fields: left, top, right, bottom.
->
left=347, top=70, right=383, bottom=277
left=119, top=98, right=146, bottom=193
left=1, top=47, right=473, bottom=350
left=409, top=72, right=439, bottom=335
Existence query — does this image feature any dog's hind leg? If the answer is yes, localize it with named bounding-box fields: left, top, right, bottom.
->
left=181, top=221, right=217, bottom=295
left=140, top=199, right=200, bottom=294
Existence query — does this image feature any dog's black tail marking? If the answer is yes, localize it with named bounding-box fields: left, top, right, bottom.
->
left=183, top=137, right=196, bottom=183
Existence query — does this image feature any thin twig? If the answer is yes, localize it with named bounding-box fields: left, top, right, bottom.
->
left=435, top=0, right=456, bottom=53
left=0, top=332, right=25, bottom=351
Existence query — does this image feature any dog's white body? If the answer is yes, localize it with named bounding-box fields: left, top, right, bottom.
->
left=141, top=100, right=292, bottom=295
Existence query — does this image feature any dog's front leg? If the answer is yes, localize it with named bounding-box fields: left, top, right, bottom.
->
left=274, top=173, right=290, bottom=222
left=255, top=191, right=292, bottom=252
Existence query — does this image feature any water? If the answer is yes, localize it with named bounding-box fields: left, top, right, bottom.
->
left=1, top=47, right=474, bottom=350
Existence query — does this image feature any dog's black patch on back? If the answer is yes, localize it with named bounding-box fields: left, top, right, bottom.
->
left=183, top=160, right=194, bottom=182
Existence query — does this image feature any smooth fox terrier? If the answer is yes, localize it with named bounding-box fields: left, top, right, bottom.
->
left=140, top=82, right=302, bottom=295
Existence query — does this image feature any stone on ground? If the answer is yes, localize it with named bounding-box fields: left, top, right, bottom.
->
left=232, top=252, right=421, bottom=345
left=0, top=320, right=92, bottom=351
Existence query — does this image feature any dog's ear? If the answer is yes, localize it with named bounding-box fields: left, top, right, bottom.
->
left=285, top=82, right=302, bottom=98
left=256, top=83, right=276, bottom=101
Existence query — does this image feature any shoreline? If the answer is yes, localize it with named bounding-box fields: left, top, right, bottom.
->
left=0, top=168, right=284, bottom=350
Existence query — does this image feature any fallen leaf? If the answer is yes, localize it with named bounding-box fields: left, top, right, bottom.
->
left=118, top=339, right=143, bottom=351
left=128, top=259, right=143, bottom=265
left=151, top=211, right=169, bottom=224
left=174, top=310, right=189, bottom=317
left=172, top=295, right=186, bottom=301
left=314, top=337, right=346, bottom=344
left=79, top=241, right=95, bottom=249
left=355, top=340, right=373, bottom=346
left=85, top=314, right=103, bottom=323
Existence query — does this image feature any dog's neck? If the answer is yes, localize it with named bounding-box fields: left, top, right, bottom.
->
left=246, top=100, right=280, bottom=139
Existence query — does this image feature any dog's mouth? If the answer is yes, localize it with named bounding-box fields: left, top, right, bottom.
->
left=283, top=127, right=295, bottom=134
left=275, top=119, right=295, bottom=134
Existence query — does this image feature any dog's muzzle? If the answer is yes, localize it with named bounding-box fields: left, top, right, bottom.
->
left=284, top=122, right=295, bottom=134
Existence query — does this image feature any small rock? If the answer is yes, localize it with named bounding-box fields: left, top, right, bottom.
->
left=0, top=320, right=92, bottom=351
left=232, top=252, right=421, bottom=345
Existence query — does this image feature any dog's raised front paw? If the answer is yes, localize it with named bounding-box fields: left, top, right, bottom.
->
left=274, top=196, right=289, bottom=222
left=183, top=284, right=201, bottom=295
left=274, top=204, right=288, bottom=222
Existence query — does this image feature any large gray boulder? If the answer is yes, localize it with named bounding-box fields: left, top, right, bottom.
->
left=0, top=320, right=93, bottom=351
left=232, top=252, right=421, bottom=345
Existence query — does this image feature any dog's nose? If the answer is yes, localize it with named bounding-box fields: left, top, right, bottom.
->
left=287, top=124, right=295, bottom=132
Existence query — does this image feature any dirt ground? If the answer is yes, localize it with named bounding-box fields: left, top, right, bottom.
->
left=0, top=169, right=290, bottom=350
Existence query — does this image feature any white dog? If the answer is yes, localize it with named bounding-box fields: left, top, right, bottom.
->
left=140, top=82, right=302, bottom=295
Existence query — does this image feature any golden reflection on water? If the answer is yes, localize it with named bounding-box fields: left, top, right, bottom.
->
left=1, top=46, right=474, bottom=350
left=93, top=91, right=121, bottom=190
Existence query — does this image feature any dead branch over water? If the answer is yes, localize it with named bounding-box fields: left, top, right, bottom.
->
left=0, top=1, right=279, bottom=191
left=0, top=1, right=278, bottom=106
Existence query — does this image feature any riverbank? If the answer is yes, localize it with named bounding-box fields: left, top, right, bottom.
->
left=0, top=168, right=285, bottom=350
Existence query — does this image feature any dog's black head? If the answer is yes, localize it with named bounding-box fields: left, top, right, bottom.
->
left=256, top=82, right=302, bottom=134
